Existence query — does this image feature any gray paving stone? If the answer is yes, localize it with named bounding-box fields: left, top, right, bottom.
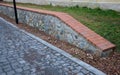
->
left=23, top=65, right=30, bottom=71
left=0, top=17, right=106, bottom=75
left=76, top=66, right=83, bottom=71
left=15, top=68, right=23, bottom=73
left=7, top=70, right=15, bottom=75
left=30, top=68, right=36, bottom=73
left=89, top=72, right=95, bottom=75
left=3, top=68, right=12, bottom=72
left=15, top=73, right=22, bottom=75
left=23, top=70, right=31, bottom=75
left=77, top=73, right=84, bottom=75
left=11, top=62, right=19, bottom=69
left=81, top=69, right=89, bottom=74
left=0, top=58, right=7, bottom=63
left=1, top=73, right=6, bottom=75
left=72, top=69, right=80, bottom=74
left=2, top=65, right=12, bottom=72
left=0, top=68, right=4, bottom=73
left=68, top=66, right=74, bottom=70
left=30, top=73, right=36, bottom=75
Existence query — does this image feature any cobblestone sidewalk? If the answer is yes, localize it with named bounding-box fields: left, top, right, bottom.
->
left=0, top=17, right=106, bottom=75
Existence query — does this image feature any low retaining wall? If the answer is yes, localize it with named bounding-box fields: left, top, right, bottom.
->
left=3, top=0, right=120, bottom=12
left=0, top=3, right=115, bottom=57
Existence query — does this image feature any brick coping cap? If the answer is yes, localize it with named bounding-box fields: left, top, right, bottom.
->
left=0, top=3, right=116, bottom=51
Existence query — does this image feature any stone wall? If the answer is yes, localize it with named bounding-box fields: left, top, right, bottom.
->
left=0, top=4, right=115, bottom=56
left=3, top=0, right=120, bottom=12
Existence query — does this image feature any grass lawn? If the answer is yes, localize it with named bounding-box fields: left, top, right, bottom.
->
left=6, top=2, right=120, bottom=52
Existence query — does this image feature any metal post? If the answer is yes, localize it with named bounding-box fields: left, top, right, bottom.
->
left=13, top=0, right=18, bottom=24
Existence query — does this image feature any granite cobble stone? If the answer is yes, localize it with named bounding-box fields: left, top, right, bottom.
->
left=7, top=70, right=15, bottom=75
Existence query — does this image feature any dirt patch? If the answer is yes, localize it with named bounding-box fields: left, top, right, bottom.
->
left=0, top=14, right=120, bottom=75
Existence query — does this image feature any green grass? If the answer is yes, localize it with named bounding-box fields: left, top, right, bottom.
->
left=6, top=2, right=120, bottom=52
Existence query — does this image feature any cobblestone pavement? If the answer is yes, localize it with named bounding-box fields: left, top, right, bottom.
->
left=0, top=17, right=106, bottom=75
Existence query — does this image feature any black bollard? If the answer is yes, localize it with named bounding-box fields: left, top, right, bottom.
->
left=13, top=0, right=18, bottom=24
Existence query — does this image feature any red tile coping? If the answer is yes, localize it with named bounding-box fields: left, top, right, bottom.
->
left=0, top=3, right=116, bottom=51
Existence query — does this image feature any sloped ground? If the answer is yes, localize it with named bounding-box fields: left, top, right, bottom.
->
left=0, top=14, right=120, bottom=75
left=0, top=17, right=105, bottom=75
